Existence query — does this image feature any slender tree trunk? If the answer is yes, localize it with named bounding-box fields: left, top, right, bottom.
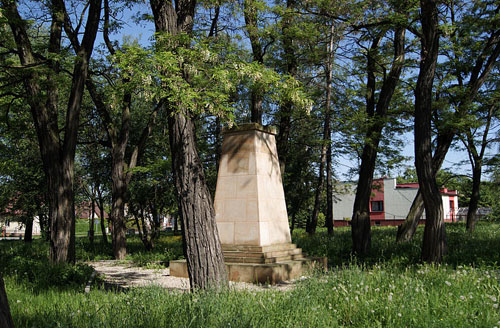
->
left=466, top=163, right=482, bottom=232
left=0, top=274, right=14, bottom=328
left=396, top=132, right=453, bottom=242
left=326, top=142, right=334, bottom=234
left=352, top=26, right=405, bottom=254
left=243, top=0, right=264, bottom=124
left=89, top=197, right=95, bottom=244
left=150, top=0, right=227, bottom=290
left=416, top=0, right=446, bottom=263
left=97, top=189, right=108, bottom=245
left=307, top=24, right=336, bottom=235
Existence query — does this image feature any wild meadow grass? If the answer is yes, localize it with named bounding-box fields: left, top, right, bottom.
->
left=2, top=222, right=500, bottom=327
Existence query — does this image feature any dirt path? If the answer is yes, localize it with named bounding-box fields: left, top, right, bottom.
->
left=88, top=260, right=299, bottom=292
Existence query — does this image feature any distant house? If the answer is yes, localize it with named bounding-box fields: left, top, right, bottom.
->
left=1, top=217, right=41, bottom=237
left=333, top=177, right=459, bottom=227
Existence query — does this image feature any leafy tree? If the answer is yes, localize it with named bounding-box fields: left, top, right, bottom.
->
left=149, top=0, right=227, bottom=290
left=349, top=1, right=409, bottom=254
left=397, top=0, right=500, bottom=242
left=0, top=0, right=102, bottom=263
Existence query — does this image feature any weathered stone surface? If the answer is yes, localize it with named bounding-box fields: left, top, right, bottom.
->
left=214, top=124, right=291, bottom=246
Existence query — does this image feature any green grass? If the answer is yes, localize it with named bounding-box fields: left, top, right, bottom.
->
left=2, top=222, right=500, bottom=327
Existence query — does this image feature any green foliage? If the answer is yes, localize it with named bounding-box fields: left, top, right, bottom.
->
left=0, top=241, right=93, bottom=291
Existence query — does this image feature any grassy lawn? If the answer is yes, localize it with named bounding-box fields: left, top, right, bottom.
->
left=1, top=222, right=499, bottom=327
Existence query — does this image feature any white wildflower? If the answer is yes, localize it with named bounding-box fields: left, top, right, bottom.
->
left=445, top=281, right=451, bottom=286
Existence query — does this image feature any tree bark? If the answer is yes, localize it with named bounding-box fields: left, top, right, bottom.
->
left=352, top=27, right=405, bottom=254
left=415, top=0, right=446, bottom=263
left=23, top=216, right=33, bottom=242
left=97, top=187, right=108, bottom=245
left=0, top=274, right=14, bottom=328
left=396, top=132, right=453, bottom=242
left=150, top=0, right=227, bottom=290
left=466, top=164, right=481, bottom=232
left=89, top=197, right=95, bottom=244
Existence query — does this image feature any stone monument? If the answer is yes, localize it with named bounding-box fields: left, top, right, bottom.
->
left=170, top=123, right=314, bottom=283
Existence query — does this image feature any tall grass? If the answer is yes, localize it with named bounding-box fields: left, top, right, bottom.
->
left=2, top=222, right=499, bottom=327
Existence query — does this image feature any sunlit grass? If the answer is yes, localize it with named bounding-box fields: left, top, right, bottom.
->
left=2, top=222, right=500, bottom=327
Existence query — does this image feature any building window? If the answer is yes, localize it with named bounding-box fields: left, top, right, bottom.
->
left=371, top=201, right=384, bottom=212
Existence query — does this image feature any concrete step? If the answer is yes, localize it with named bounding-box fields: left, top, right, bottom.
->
left=222, top=243, right=297, bottom=253
left=170, top=258, right=312, bottom=284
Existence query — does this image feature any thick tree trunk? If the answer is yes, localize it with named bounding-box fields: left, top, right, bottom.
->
left=416, top=0, right=446, bottom=263
left=351, top=147, right=375, bottom=255
left=24, top=216, right=33, bottom=242
left=169, top=110, right=227, bottom=289
left=0, top=274, right=14, bottom=328
left=150, top=0, right=227, bottom=290
left=397, top=6, right=500, bottom=242
left=111, top=152, right=127, bottom=260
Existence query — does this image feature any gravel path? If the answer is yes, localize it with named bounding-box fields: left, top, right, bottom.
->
left=88, top=260, right=300, bottom=292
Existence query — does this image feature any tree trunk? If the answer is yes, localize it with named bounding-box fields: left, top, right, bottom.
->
left=97, top=189, right=108, bottom=245
left=396, top=189, right=424, bottom=241
left=351, top=26, right=405, bottom=254
left=0, top=274, right=14, bottom=328
left=397, top=5, right=500, bottom=242
left=416, top=0, right=446, bottom=263
left=169, top=110, right=227, bottom=289
left=89, top=197, right=95, bottom=244
left=111, top=150, right=127, bottom=260
left=243, top=0, right=264, bottom=124
left=24, top=216, right=33, bottom=242
left=326, top=142, right=334, bottom=234
left=307, top=24, right=336, bottom=235
left=466, top=160, right=482, bottom=232
left=150, top=0, right=227, bottom=290
left=396, top=132, right=454, bottom=242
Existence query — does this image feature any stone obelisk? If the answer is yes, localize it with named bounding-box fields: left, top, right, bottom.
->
left=214, top=123, right=291, bottom=246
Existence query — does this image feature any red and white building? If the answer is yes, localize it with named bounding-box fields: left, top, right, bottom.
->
left=333, top=177, right=459, bottom=227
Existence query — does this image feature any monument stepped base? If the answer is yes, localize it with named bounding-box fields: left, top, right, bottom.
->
left=169, top=243, right=326, bottom=284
